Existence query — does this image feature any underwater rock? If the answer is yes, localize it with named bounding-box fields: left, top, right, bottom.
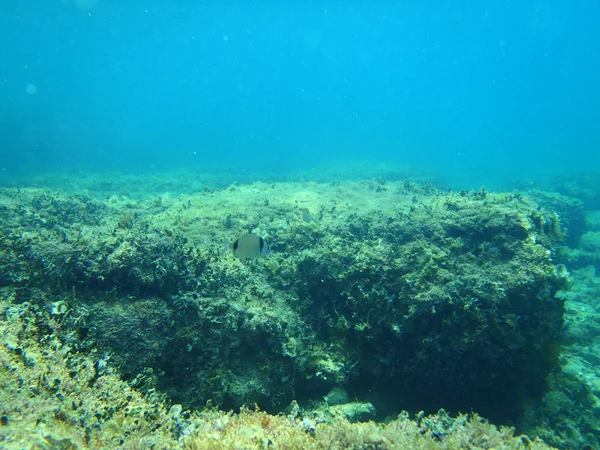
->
left=0, top=181, right=570, bottom=447
left=292, top=186, right=568, bottom=426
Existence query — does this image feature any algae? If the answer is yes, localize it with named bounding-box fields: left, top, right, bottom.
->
left=0, top=179, right=574, bottom=448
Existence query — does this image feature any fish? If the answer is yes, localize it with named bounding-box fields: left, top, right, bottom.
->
left=225, top=233, right=272, bottom=259
left=302, top=208, right=314, bottom=223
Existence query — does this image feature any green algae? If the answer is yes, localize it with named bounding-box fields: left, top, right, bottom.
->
left=0, top=293, right=554, bottom=449
left=0, top=179, right=573, bottom=448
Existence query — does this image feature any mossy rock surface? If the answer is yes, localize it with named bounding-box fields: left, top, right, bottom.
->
left=0, top=295, right=555, bottom=449
left=0, top=181, right=568, bottom=427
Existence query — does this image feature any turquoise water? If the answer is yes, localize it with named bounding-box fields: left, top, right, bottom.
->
left=1, top=1, right=599, bottom=186
left=3, top=4, right=600, bottom=448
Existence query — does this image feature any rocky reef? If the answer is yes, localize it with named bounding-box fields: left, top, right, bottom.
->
left=0, top=179, right=572, bottom=448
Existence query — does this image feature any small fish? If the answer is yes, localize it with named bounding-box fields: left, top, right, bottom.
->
left=225, top=233, right=272, bottom=259
left=302, top=208, right=314, bottom=223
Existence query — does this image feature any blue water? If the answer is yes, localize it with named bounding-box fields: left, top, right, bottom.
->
left=1, top=1, right=599, bottom=186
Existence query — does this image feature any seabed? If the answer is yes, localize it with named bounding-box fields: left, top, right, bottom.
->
left=1, top=169, right=600, bottom=449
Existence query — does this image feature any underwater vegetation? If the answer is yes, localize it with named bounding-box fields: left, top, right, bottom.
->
left=0, top=299, right=553, bottom=448
left=553, top=172, right=600, bottom=211
left=0, top=178, right=582, bottom=448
